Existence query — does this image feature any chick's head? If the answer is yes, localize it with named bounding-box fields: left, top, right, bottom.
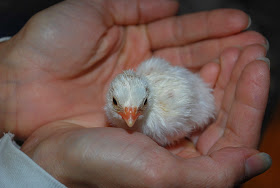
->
left=105, top=70, right=151, bottom=128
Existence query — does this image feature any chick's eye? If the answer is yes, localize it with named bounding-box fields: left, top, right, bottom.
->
left=113, top=97, right=118, bottom=106
left=144, top=98, right=148, bottom=105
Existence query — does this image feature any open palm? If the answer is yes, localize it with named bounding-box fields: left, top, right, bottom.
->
left=1, top=0, right=270, bottom=186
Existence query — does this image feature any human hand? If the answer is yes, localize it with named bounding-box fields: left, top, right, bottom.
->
left=21, top=49, right=271, bottom=186
left=0, top=0, right=271, bottom=187
left=0, top=0, right=266, bottom=139
left=22, top=45, right=271, bottom=187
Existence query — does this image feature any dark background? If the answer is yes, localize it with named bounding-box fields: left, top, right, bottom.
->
left=0, top=0, right=279, bottom=186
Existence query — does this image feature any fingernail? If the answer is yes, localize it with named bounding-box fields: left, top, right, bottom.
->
left=264, top=38, right=270, bottom=51
left=245, top=152, right=272, bottom=179
left=0, top=36, right=11, bottom=43
left=256, top=57, right=270, bottom=69
left=246, top=16, right=252, bottom=29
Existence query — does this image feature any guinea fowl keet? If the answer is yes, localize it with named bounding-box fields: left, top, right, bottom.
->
left=105, top=58, right=215, bottom=146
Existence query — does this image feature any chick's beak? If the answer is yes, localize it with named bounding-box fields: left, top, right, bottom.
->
left=119, top=107, right=140, bottom=128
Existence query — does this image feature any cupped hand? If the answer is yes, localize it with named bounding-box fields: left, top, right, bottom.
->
left=0, top=0, right=271, bottom=187
left=21, top=45, right=270, bottom=187
left=1, top=0, right=266, bottom=138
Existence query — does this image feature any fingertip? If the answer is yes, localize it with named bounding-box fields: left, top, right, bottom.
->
left=216, top=47, right=241, bottom=89
left=245, top=152, right=272, bottom=180
left=200, top=62, right=220, bottom=88
left=241, top=31, right=269, bottom=50
left=256, top=57, right=270, bottom=70
left=208, top=9, right=251, bottom=36
left=231, top=44, right=267, bottom=83
left=250, top=59, right=270, bottom=88
left=242, top=47, right=270, bottom=78
left=264, top=38, right=270, bottom=51
left=0, top=36, right=11, bottom=43
left=226, top=9, right=251, bottom=31
left=246, top=15, right=252, bottom=29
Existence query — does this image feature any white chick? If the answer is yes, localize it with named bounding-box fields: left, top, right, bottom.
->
left=105, top=58, right=215, bottom=146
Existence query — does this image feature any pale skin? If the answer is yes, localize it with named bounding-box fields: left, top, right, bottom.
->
left=0, top=0, right=270, bottom=187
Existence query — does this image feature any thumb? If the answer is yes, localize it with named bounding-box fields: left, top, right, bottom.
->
left=209, top=147, right=272, bottom=186
left=179, top=147, right=272, bottom=187
left=244, top=152, right=272, bottom=182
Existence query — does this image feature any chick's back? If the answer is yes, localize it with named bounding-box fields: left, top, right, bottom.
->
left=136, top=58, right=215, bottom=145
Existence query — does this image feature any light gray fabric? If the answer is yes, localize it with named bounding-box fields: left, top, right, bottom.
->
left=0, top=133, right=66, bottom=188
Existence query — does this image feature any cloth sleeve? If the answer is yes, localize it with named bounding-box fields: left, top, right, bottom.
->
left=0, top=133, right=67, bottom=188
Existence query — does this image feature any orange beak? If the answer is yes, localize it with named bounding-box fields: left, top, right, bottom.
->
left=118, top=107, right=141, bottom=127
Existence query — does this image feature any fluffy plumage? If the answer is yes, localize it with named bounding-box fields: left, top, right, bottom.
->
left=105, top=58, right=215, bottom=146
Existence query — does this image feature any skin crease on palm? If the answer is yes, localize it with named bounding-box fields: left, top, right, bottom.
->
left=0, top=0, right=271, bottom=187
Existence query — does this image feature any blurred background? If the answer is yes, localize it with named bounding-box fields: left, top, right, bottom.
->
left=0, top=0, right=279, bottom=187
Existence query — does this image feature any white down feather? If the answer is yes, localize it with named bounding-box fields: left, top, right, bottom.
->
left=105, top=57, right=215, bottom=145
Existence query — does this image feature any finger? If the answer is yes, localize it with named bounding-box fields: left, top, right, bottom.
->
left=106, top=0, right=179, bottom=25
left=177, top=148, right=271, bottom=187
left=196, top=48, right=240, bottom=154
left=225, top=60, right=270, bottom=148
left=148, top=9, right=250, bottom=50
left=154, top=31, right=267, bottom=68
left=220, top=44, right=267, bottom=118
left=214, top=47, right=241, bottom=111
left=199, top=62, right=220, bottom=89
left=207, top=58, right=269, bottom=153
left=197, top=45, right=268, bottom=154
